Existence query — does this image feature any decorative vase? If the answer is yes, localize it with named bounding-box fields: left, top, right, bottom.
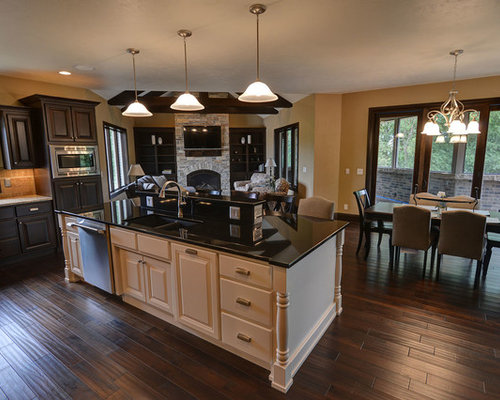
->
left=247, top=134, right=252, bottom=144
left=240, top=136, right=246, bottom=144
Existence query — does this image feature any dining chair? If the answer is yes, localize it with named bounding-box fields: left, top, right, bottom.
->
left=353, top=189, right=392, bottom=255
left=483, top=232, right=500, bottom=277
left=392, top=205, right=437, bottom=275
left=436, top=210, right=487, bottom=285
left=297, top=196, right=334, bottom=220
left=409, top=192, right=440, bottom=206
left=446, top=195, right=478, bottom=209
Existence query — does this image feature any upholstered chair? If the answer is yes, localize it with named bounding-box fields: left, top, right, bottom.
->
left=297, top=196, right=335, bottom=220
left=392, top=205, right=436, bottom=275
left=409, top=192, right=441, bottom=206
left=445, top=195, right=478, bottom=209
left=437, top=210, right=487, bottom=285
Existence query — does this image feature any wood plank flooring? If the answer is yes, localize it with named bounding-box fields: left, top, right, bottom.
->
left=0, top=224, right=499, bottom=399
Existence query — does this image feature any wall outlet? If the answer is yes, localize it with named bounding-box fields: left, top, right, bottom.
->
left=356, top=168, right=363, bottom=175
left=345, top=168, right=350, bottom=175
left=302, top=166, right=307, bottom=173
left=4, top=178, right=11, bottom=187
left=343, top=204, right=348, bottom=211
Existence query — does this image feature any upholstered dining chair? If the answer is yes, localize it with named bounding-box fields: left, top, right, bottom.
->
left=483, top=232, right=500, bottom=277
left=353, top=189, right=392, bottom=255
left=297, top=196, right=334, bottom=220
left=392, top=205, right=437, bottom=275
left=436, top=210, right=487, bottom=285
left=409, top=192, right=441, bottom=206
left=446, top=195, right=478, bottom=209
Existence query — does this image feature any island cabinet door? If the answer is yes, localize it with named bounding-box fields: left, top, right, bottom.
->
left=119, top=250, right=146, bottom=302
left=67, top=231, right=83, bottom=277
left=172, top=243, right=220, bottom=339
left=144, top=256, right=172, bottom=314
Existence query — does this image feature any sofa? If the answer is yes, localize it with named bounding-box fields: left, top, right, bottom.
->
left=234, top=173, right=291, bottom=197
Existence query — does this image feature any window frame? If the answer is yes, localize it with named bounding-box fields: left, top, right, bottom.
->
left=274, top=123, right=299, bottom=191
left=367, top=97, right=500, bottom=202
left=103, top=122, right=130, bottom=198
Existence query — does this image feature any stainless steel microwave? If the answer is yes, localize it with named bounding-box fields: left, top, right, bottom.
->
left=49, top=145, right=100, bottom=178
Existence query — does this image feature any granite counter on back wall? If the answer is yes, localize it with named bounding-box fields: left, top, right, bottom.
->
left=56, top=198, right=348, bottom=268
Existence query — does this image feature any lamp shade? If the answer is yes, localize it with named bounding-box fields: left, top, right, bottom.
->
left=466, top=120, right=480, bottom=134
left=122, top=100, right=152, bottom=117
left=449, top=135, right=460, bottom=143
left=239, top=81, right=278, bottom=103
left=265, top=158, right=277, bottom=168
left=128, top=164, right=145, bottom=177
left=435, top=135, right=445, bottom=143
left=171, top=92, right=205, bottom=111
left=448, top=120, right=466, bottom=135
left=459, top=135, right=468, bottom=143
left=395, top=132, right=404, bottom=138
left=422, top=121, right=440, bottom=136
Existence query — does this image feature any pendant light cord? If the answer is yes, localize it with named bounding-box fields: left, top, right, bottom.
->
left=132, top=52, right=138, bottom=101
left=452, top=52, right=458, bottom=92
left=184, top=37, right=189, bottom=93
left=256, top=13, right=260, bottom=81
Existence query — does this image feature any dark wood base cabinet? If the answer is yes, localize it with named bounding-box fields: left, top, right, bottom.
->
left=0, top=201, right=57, bottom=265
left=53, top=176, right=103, bottom=212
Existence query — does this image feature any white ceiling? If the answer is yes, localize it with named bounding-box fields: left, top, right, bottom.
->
left=1, top=0, right=500, bottom=100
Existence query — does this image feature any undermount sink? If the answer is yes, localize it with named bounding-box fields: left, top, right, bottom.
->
left=125, top=214, right=201, bottom=229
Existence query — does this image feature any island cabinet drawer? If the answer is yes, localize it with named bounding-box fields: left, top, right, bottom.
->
left=219, top=254, right=272, bottom=289
left=110, top=227, right=137, bottom=250
left=137, top=233, right=170, bottom=261
left=220, top=278, right=272, bottom=326
left=0, top=206, right=15, bottom=220
left=15, top=201, right=52, bottom=217
left=221, top=312, right=272, bottom=363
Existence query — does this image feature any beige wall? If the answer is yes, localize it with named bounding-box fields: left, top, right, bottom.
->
left=0, top=74, right=135, bottom=202
left=339, top=75, right=500, bottom=214
left=263, top=95, right=316, bottom=198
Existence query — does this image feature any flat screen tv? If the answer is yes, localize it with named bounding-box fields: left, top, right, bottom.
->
left=183, top=126, right=221, bottom=149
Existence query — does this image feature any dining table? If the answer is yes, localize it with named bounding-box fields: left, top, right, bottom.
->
left=363, top=202, right=500, bottom=256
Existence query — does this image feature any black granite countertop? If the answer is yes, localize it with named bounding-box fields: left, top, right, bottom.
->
left=56, top=199, right=348, bottom=268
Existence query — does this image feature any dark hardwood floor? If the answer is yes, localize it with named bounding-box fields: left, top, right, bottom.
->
left=0, top=224, right=499, bottom=399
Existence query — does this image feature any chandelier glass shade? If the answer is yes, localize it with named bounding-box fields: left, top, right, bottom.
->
left=171, top=30, right=204, bottom=112
left=421, top=50, right=480, bottom=142
left=239, top=4, right=277, bottom=103
left=122, top=49, right=153, bottom=118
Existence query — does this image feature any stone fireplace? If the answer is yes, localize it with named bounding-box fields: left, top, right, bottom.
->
left=175, top=114, right=230, bottom=194
left=187, top=169, right=221, bottom=192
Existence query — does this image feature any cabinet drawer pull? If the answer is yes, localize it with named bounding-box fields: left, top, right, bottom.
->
left=29, top=207, right=39, bottom=212
left=185, top=248, right=198, bottom=256
left=236, top=297, right=251, bottom=307
left=237, top=333, right=252, bottom=343
left=235, top=267, right=250, bottom=276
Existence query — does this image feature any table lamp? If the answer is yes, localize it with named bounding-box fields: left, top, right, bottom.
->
left=265, top=158, right=277, bottom=178
left=128, top=163, right=145, bottom=184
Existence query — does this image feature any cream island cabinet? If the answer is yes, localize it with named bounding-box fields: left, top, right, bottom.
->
left=57, top=211, right=347, bottom=393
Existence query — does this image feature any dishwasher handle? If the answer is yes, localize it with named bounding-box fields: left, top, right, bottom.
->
left=70, top=223, right=106, bottom=235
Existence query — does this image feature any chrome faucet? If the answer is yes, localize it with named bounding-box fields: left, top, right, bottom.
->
left=159, top=181, right=187, bottom=218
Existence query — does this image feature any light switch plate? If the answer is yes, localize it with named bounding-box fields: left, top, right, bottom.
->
left=344, top=204, right=348, bottom=210
left=302, top=166, right=307, bottom=173
left=345, top=168, right=350, bottom=175
left=146, top=196, right=153, bottom=207
left=4, top=179, right=11, bottom=187
left=357, top=168, right=363, bottom=175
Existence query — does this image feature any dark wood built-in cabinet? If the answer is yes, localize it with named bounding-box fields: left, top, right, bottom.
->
left=0, top=201, right=56, bottom=264
left=229, top=128, right=266, bottom=188
left=53, top=176, right=103, bottom=212
left=0, top=106, right=36, bottom=169
left=134, top=127, right=177, bottom=180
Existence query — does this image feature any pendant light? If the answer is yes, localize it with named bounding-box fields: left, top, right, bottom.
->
left=421, top=50, right=479, bottom=140
left=171, top=30, right=204, bottom=111
left=239, top=4, right=278, bottom=103
left=122, top=48, right=152, bottom=117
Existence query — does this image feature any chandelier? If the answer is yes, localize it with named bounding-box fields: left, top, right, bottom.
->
left=421, top=50, right=480, bottom=142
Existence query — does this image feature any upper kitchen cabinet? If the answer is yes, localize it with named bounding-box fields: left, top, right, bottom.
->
left=20, top=95, right=99, bottom=143
left=0, top=106, right=36, bottom=169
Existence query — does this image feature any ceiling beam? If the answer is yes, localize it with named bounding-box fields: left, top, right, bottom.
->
left=121, top=104, right=279, bottom=114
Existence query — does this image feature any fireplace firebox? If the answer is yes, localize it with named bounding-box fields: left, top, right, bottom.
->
left=187, top=170, right=221, bottom=192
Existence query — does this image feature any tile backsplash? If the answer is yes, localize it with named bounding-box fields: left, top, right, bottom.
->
left=0, top=168, right=36, bottom=199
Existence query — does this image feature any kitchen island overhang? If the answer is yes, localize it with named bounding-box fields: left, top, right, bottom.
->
left=56, top=199, right=348, bottom=392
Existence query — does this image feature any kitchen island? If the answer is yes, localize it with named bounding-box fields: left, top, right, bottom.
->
left=56, top=197, right=348, bottom=392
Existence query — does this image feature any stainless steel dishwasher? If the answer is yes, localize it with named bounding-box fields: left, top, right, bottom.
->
left=74, top=218, right=114, bottom=293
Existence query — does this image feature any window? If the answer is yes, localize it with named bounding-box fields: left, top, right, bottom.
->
left=274, top=123, right=298, bottom=190
left=104, top=123, right=129, bottom=195
left=375, top=115, right=417, bottom=202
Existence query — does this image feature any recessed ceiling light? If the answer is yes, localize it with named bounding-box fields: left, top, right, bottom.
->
left=74, top=64, right=95, bottom=71
left=58, top=70, right=71, bottom=75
